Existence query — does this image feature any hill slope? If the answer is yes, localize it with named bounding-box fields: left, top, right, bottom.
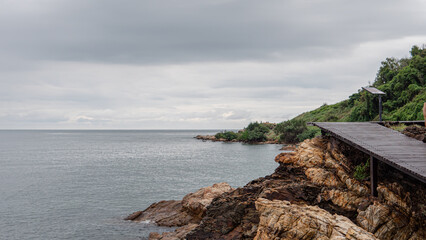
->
left=204, top=45, right=425, bottom=144
left=294, top=45, right=426, bottom=123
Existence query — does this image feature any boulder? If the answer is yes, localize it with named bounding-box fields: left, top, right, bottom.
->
left=125, top=182, right=234, bottom=238
left=181, top=182, right=234, bottom=220
left=254, top=198, right=378, bottom=240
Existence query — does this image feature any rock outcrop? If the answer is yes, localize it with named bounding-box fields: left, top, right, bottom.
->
left=128, top=136, right=426, bottom=240
left=125, top=182, right=234, bottom=239
left=402, top=125, right=426, bottom=142
left=187, top=137, right=425, bottom=240
left=195, top=135, right=221, bottom=142
left=254, top=198, right=378, bottom=240
left=194, top=135, right=279, bottom=144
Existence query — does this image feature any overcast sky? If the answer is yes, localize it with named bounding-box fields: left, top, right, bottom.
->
left=1, top=0, right=425, bottom=129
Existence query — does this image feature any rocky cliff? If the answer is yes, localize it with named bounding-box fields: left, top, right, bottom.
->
left=127, top=137, right=425, bottom=240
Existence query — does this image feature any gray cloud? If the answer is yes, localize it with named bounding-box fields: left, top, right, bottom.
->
left=1, top=0, right=425, bottom=65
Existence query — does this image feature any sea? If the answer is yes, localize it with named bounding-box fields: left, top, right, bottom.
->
left=0, top=130, right=282, bottom=240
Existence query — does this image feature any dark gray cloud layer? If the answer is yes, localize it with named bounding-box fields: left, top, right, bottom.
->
left=0, top=0, right=425, bottom=129
left=1, top=0, right=424, bottom=64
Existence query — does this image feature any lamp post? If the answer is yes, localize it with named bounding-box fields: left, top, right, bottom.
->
left=362, top=87, right=386, bottom=122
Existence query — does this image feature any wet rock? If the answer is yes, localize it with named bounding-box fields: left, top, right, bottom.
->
left=125, top=200, right=192, bottom=227
left=125, top=183, right=233, bottom=238
left=149, top=224, right=198, bottom=240
left=280, top=144, right=297, bottom=151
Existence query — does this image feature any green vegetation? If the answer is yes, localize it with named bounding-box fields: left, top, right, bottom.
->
left=215, top=131, right=238, bottom=141
left=297, top=126, right=322, bottom=142
left=214, top=120, right=320, bottom=144
left=353, top=159, right=370, bottom=181
left=295, top=45, right=426, bottom=123
left=390, top=124, right=408, bottom=132
left=238, top=122, right=270, bottom=142
left=214, top=122, right=277, bottom=143
left=274, top=119, right=320, bottom=143
left=212, top=45, right=425, bottom=144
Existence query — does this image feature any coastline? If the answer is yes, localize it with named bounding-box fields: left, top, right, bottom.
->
left=127, top=136, right=426, bottom=239
left=194, top=134, right=280, bottom=144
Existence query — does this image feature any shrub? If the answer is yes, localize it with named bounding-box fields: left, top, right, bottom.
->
left=215, top=131, right=238, bottom=141
left=223, top=131, right=238, bottom=141
left=275, top=119, right=307, bottom=143
left=297, top=126, right=321, bottom=142
left=215, top=132, right=225, bottom=139
left=246, top=122, right=270, bottom=133
left=390, top=124, right=407, bottom=132
left=238, top=122, right=270, bottom=142
left=353, top=159, right=370, bottom=180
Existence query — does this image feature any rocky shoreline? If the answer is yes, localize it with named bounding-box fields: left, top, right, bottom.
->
left=194, top=135, right=279, bottom=144
left=127, top=136, right=425, bottom=240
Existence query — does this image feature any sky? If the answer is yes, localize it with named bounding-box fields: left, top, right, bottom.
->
left=1, top=0, right=425, bottom=129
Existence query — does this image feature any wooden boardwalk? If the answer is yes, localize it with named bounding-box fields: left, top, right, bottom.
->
left=309, top=122, right=426, bottom=187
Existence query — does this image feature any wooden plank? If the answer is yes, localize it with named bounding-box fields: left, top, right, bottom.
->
left=310, top=122, right=426, bottom=184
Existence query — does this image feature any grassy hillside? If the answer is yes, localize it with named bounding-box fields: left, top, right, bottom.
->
left=213, top=45, right=425, bottom=144
left=295, top=45, right=426, bottom=123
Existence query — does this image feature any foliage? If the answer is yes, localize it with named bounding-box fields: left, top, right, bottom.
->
left=274, top=119, right=308, bottom=143
left=215, top=131, right=238, bottom=141
left=238, top=122, right=270, bottom=142
left=295, top=45, right=426, bottom=123
left=390, top=124, right=407, bottom=132
left=212, top=122, right=279, bottom=143
left=215, top=132, right=224, bottom=139
left=353, top=159, right=370, bottom=181
left=265, top=130, right=279, bottom=141
left=297, top=126, right=321, bottom=142
left=210, top=45, right=426, bottom=144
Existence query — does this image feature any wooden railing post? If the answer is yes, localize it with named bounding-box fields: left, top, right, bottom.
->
left=370, top=156, right=378, bottom=197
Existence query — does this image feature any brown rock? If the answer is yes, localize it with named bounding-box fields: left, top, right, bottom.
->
left=195, top=135, right=217, bottom=141
left=186, top=165, right=321, bottom=240
left=305, top=167, right=343, bottom=187
left=254, top=198, right=378, bottom=240
left=126, top=182, right=234, bottom=238
left=126, top=200, right=192, bottom=227
left=280, top=144, right=297, bottom=151
left=402, top=125, right=426, bottom=142
left=149, top=224, right=199, bottom=240
left=181, top=182, right=234, bottom=220
left=357, top=201, right=391, bottom=232
left=275, top=151, right=298, bottom=164
left=378, top=184, right=410, bottom=212
left=136, top=136, right=426, bottom=240
left=321, top=189, right=365, bottom=212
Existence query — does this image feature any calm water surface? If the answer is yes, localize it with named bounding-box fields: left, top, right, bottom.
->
left=0, top=130, right=281, bottom=239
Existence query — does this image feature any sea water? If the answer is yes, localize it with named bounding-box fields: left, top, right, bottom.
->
left=0, top=130, right=281, bottom=239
